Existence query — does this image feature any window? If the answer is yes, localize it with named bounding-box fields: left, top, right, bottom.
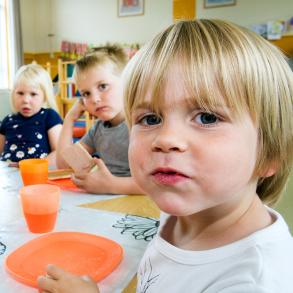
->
left=0, top=0, right=9, bottom=88
left=0, top=0, right=19, bottom=89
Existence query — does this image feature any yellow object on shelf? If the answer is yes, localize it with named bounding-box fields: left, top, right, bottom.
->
left=173, top=0, right=195, bottom=21
left=270, top=34, right=293, bottom=57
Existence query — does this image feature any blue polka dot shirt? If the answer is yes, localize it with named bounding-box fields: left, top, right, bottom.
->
left=0, top=108, right=62, bottom=162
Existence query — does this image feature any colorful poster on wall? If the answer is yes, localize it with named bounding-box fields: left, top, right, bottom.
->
left=117, top=0, right=144, bottom=17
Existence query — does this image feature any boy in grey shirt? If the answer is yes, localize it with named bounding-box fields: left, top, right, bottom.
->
left=81, top=119, right=130, bottom=177
left=56, top=45, right=142, bottom=195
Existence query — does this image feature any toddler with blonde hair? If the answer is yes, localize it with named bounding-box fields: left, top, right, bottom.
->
left=39, top=19, right=293, bottom=293
left=0, top=64, right=62, bottom=165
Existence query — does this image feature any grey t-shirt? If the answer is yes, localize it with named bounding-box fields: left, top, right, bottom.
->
left=81, top=120, right=130, bottom=177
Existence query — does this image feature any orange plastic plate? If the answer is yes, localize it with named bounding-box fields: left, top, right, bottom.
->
left=5, top=232, right=123, bottom=288
left=47, top=178, right=84, bottom=192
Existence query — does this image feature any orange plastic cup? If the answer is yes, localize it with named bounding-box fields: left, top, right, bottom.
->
left=19, top=184, right=60, bottom=233
left=19, top=158, right=48, bottom=186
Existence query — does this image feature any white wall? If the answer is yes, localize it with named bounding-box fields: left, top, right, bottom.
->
left=21, top=0, right=173, bottom=52
left=21, top=0, right=53, bottom=52
left=20, top=0, right=36, bottom=52
left=197, top=0, right=293, bottom=27
left=20, top=0, right=293, bottom=53
left=0, top=90, right=12, bottom=120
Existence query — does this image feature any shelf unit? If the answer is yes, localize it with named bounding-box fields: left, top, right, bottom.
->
left=57, top=59, right=95, bottom=131
left=58, top=59, right=76, bottom=118
left=24, top=52, right=61, bottom=80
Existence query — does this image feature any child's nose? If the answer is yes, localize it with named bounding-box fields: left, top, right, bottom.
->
left=91, top=93, right=101, bottom=104
left=151, top=124, right=187, bottom=153
left=22, top=94, right=30, bottom=102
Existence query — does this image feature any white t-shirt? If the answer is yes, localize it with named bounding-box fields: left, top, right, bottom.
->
left=136, top=209, right=293, bottom=293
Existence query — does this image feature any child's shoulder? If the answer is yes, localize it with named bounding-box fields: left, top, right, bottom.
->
left=157, top=209, right=293, bottom=261
left=0, top=113, right=19, bottom=128
left=3, top=113, right=18, bottom=120
left=141, top=210, right=293, bottom=292
left=89, top=119, right=127, bottom=132
left=40, top=108, right=63, bottom=127
left=254, top=208, right=293, bottom=257
left=40, top=108, right=60, bottom=116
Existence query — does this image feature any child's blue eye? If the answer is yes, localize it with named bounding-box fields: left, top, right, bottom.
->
left=139, top=114, right=161, bottom=126
left=196, top=113, right=218, bottom=125
left=98, top=84, right=109, bottom=91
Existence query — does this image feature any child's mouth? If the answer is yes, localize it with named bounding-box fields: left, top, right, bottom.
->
left=152, top=168, right=189, bottom=185
left=95, top=106, right=108, bottom=113
left=21, top=108, right=31, bottom=113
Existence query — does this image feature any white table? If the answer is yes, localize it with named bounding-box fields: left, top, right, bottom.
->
left=0, top=161, right=159, bottom=293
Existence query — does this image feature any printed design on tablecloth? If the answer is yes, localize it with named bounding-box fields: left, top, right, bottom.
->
left=0, top=241, right=6, bottom=255
left=1, top=184, right=19, bottom=193
left=113, top=215, right=159, bottom=241
left=137, top=257, right=159, bottom=293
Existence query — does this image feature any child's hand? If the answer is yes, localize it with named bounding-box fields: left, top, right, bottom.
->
left=66, top=99, right=86, bottom=121
left=37, top=264, right=100, bottom=293
left=72, top=158, right=116, bottom=194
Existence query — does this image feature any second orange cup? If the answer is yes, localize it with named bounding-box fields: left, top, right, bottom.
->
left=20, top=184, right=61, bottom=233
left=19, top=158, right=48, bottom=186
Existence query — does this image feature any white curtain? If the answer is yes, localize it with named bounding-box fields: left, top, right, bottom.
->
left=8, top=0, right=24, bottom=81
left=12, top=0, right=24, bottom=69
left=0, top=0, right=23, bottom=89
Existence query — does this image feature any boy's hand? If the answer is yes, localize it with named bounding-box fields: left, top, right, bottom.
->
left=72, top=158, right=116, bottom=194
left=37, top=264, right=100, bottom=293
left=66, top=99, right=86, bottom=121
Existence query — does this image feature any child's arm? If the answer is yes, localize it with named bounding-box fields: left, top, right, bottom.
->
left=0, top=134, right=5, bottom=154
left=46, top=124, right=63, bottom=166
left=60, top=142, right=95, bottom=173
left=72, top=157, right=144, bottom=195
left=37, top=264, right=99, bottom=293
left=56, top=99, right=93, bottom=168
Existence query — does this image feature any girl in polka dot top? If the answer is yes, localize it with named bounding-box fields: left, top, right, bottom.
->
left=0, top=64, right=62, bottom=166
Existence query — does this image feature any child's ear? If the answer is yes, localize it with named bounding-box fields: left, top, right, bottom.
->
left=260, top=161, right=279, bottom=178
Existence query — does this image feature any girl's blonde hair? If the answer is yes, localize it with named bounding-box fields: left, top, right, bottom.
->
left=73, top=44, right=128, bottom=81
left=11, top=64, right=57, bottom=111
left=123, top=19, right=293, bottom=206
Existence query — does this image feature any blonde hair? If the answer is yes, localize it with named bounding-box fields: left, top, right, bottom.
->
left=123, top=19, right=293, bottom=206
left=11, top=64, right=57, bottom=111
left=73, top=44, right=128, bottom=81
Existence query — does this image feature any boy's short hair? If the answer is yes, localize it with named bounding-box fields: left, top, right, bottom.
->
left=74, top=44, right=128, bottom=80
left=123, top=19, right=293, bottom=206
left=11, top=64, right=57, bottom=111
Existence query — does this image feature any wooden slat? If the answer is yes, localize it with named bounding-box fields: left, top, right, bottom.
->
left=122, top=274, right=137, bottom=293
